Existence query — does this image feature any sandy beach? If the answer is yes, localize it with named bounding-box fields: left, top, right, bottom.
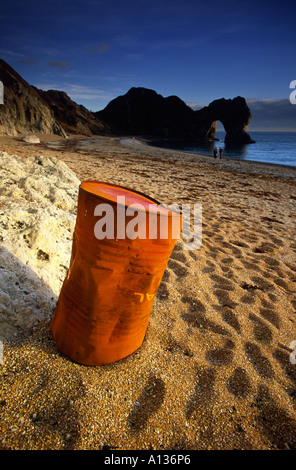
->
left=1, top=133, right=296, bottom=451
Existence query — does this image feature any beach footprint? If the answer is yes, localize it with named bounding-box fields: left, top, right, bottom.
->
left=167, top=259, right=189, bottom=279
left=205, top=339, right=235, bottom=366
left=254, top=385, right=296, bottom=449
left=127, top=375, right=166, bottom=433
left=226, top=367, right=251, bottom=398
left=244, top=341, right=274, bottom=379
left=181, top=295, right=229, bottom=337
left=28, top=368, right=86, bottom=449
left=249, top=313, right=273, bottom=344
left=186, top=366, right=216, bottom=419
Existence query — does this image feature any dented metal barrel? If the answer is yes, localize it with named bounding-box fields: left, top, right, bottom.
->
left=50, top=181, right=182, bottom=365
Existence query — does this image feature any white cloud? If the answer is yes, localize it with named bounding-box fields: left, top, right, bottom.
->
left=66, top=84, right=116, bottom=102
left=48, top=60, right=71, bottom=70
left=36, top=82, right=114, bottom=103
left=186, top=102, right=204, bottom=110
left=88, top=43, right=111, bottom=54
left=188, top=98, right=296, bottom=131
left=246, top=98, right=296, bottom=131
left=36, top=82, right=60, bottom=91
left=0, top=49, right=24, bottom=58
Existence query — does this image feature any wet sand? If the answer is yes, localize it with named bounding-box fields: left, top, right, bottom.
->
left=1, top=133, right=296, bottom=450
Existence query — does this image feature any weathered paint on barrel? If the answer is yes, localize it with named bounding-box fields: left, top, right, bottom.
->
left=50, top=181, right=182, bottom=365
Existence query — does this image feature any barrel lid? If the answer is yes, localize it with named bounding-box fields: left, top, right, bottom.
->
left=80, top=181, right=180, bottom=216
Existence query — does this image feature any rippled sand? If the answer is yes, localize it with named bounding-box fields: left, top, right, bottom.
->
left=1, top=134, right=296, bottom=450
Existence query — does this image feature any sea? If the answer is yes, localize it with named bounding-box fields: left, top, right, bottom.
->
left=150, top=131, right=296, bottom=168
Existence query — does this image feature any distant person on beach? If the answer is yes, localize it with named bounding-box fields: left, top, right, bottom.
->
left=219, top=147, right=223, bottom=159
left=213, top=147, right=218, bottom=158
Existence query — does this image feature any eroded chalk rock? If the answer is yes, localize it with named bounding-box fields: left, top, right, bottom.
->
left=0, top=152, right=81, bottom=339
left=22, top=135, right=41, bottom=144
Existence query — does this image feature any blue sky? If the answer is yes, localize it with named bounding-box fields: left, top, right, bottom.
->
left=1, top=0, right=296, bottom=130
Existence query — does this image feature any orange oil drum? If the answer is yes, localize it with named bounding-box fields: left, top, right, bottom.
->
left=50, top=181, right=182, bottom=365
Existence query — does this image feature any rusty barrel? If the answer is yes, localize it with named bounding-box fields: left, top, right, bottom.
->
left=50, top=181, right=182, bottom=365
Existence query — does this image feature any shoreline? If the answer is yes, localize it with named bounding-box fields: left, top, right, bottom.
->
left=2, top=132, right=296, bottom=177
left=141, top=134, right=296, bottom=173
left=1, top=133, right=296, bottom=450
left=135, top=136, right=296, bottom=174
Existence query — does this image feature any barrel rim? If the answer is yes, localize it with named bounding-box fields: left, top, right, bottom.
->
left=80, top=180, right=182, bottom=217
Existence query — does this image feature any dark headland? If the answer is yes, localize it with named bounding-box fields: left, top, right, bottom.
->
left=0, top=58, right=254, bottom=145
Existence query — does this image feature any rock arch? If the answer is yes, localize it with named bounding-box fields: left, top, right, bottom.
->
left=196, top=97, right=255, bottom=143
left=97, top=87, right=255, bottom=144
